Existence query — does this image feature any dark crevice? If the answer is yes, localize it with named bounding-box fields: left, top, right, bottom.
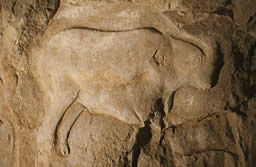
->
left=223, top=0, right=233, bottom=6
left=0, top=119, right=3, bottom=127
left=131, top=120, right=152, bottom=167
left=11, top=0, right=18, bottom=15
left=247, top=13, right=256, bottom=26
left=170, top=126, right=176, bottom=135
left=231, top=37, right=256, bottom=100
left=229, top=106, right=248, bottom=119
left=131, top=148, right=140, bottom=167
left=232, top=46, right=244, bottom=73
left=0, top=76, right=3, bottom=84
left=154, top=98, right=166, bottom=131
left=211, top=7, right=234, bottom=20
left=211, top=42, right=225, bottom=86
left=131, top=97, right=168, bottom=167
left=156, top=98, right=174, bottom=167
left=14, top=73, right=18, bottom=87
left=248, top=41, right=256, bottom=97
left=51, top=0, right=60, bottom=18
left=120, top=152, right=130, bottom=167
left=159, top=146, right=175, bottom=167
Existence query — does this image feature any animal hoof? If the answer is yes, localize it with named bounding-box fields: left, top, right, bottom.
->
left=56, top=143, right=70, bottom=157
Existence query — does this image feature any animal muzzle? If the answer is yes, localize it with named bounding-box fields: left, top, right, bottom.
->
left=189, top=63, right=216, bottom=90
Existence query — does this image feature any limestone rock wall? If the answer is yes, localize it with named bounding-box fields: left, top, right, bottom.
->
left=0, top=0, right=256, bottom=167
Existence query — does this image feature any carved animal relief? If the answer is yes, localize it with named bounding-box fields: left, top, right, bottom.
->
left=2, top=0, right=254, bottom=166
left=30, top=1, right=218, bottom=159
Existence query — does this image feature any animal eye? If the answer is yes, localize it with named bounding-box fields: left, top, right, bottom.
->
left=150, top=46, right=169, bottom=67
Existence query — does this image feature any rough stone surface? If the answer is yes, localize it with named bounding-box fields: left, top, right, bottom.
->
left=0, top=0, right=256, bottom=166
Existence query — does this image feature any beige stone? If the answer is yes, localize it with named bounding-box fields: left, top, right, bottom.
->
left=0, top=0, right=256, bottom=166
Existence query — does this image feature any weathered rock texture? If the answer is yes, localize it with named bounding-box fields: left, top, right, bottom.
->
left=0, top=0, right=256, bottom=167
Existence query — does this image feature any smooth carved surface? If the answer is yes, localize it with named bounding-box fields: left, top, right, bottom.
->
left=35, top=29, right=166, bottom=125
left=1, top=0, right=256, bottom=166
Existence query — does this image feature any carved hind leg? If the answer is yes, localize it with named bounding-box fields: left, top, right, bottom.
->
left=55, top=99, right=88, bottom=157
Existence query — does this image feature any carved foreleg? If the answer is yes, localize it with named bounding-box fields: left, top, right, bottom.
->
left=163, top=90, right=175, bottom=114
left=55, top=100, right=88, bottom=157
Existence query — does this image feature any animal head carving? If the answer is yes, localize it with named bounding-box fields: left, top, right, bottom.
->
left=169, top=38, right=218, bottom=90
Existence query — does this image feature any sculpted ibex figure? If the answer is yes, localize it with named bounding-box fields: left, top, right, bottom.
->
left=31, top=1, right=219, bottom=156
